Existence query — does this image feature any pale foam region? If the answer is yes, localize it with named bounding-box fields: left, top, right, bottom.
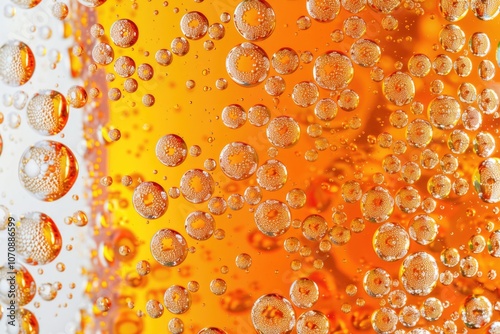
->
left=0, top=1, right=94, bottom=333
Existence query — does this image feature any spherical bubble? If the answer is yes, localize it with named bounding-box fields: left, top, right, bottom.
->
left=264, top=76, right=285, bottom=96
left=420, top=297, right=444, bottom=321
left=471, top=0, right=500, bottom=20
left=185, top=211, right=215, bottom=241
left=113, top=57, right=136, bottom=78
left=440, top=24, right=465, bottom=53
left=234, top=0, right=275, bottom=41
left=132, top=182, right=168, bottom=219
left=361, top=186, right=394, bottom=223
left=341, top=180, right=362, bottom=203
left=427, top=174, right=451, bottom=199
left=164, top=285, right=191, bottom=314
left=272, top=48, right=299, bottom=75
left=439, top=0, right=468, bottom=21
left=453, top=56, right=472, bottom=77
left=328, top=224, right=351, bottom=245
left=155, top=49, right=173, bottom=66
left=219, top=142, right=258, bottom=180
left=433, top=54, right=453, bottom=75
left=473, top=158, right=500, bottom=203
left=251, top=294, right=295, bottom=334
left=110, top=19, right=138, bottom=48
left=136, top=260, right=151, bottom=276
left=373, top=222, right=410, bottom=261
left=266, top=116, right=300, bottom=148
left=400, top=252, right=439, bottom=296
left=290, top=278, right=319, bottom=308
left=0, top=263, right=36, bottom=306
left=256, top=159, right=287, bottom=191
left=458, top=83, right=477, bottom=104
left=338, top=89, right=359, bottom=111
left=66, top=85, right=87, bottom=108
left=179, top=169, right=214, bottom=203
left=343, top=16, right=366, bottom=38
left=296, top=310, right=329, bottom=334
left=248, top=104, right=270, bottom=126
left=473, top=131, right=495, bottom=158
left=428, top=95, right=461, bottom=130
left=168, top=318, right=184, bottom=334
left=226, top=43, right=269, bottom=86
left=314, top=98, right=338, bottom=121
left=313, top=51, right=353, bottom=91
left=16, top=212, right=62, bottom=265
left=52, top=2, right=69, bottom=20
left=77, top=0, right=106, bottom=7
left=488, top=230, right=500, bottom=257
left=372, top=308, right=398, bottom=333
left=420, top=149, right=439, bottom=170
left=11, top=0, right=42, bottom=8
left=235, top=253, right=252, bottom=270
left=137, top=63, right=154, bottom=81
left=208, top=23, right=225, bottom=40
left=171, top=37, right=190, bottom=56
left=254, top=199, right=291, bottom=237
left=382, top=155, right=401, bottom=174
left=460, top=255, right=479, bottom=277
left=221, top=104, right=246, bottom=129
left=26, top=90, right=68, bottom=136
left=19, top=140, right=78, bottom=201
left=301, top=214, right=327, bottom=241
left=180, top=11, right=209, bottom=40
left=155, top=134, right=187, bottom=167
left=448, top=130, right=470, bottom=154
left=286, top=188, right=306, bottom=209
left=470, top=32, right=490, bottom=56
left=383, top=71, right=415, bottom=106
left=468, top=234, right=486, bottom=253
left=151, top=229, right=188, bottom=266
left=0, top=40, right=35, bottom=86
left=92, top=42, right=114, bottom=66
left=208, top=197, right=227, bottom=215
left=408, top=214, right=438, bottom=245
left=478, top=88, right=499, bottom=114
left=461, top=295, right=493, bottom=329
left=368, top=0, right=401, bottom=13
left=479, top=59, right=496, bottom=81
left=406, top=119, right=432, bottom=148
left=401, top=162, right=421, bottom=184
left=306, top=0, right=341, bottom=22
left=210, top=278, right=227, bottom=295
left=363, top=268, right=391, bottom=298
left=198, top=328, right=227, bottom=334
left=350, top=39, right=381, bottom=67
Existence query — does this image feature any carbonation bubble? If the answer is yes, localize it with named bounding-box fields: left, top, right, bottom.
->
left=433, top=54, right=453, bottom=75
left=222, top=104, right=246, bottom=129
left=286, top=188, right=306, bottom=209
left=208, top=23, right=225, bottom=40
left=110, top=19, right=139, bottom=48
left=234, top=0, right=275, bottom=41
left=360, top=186, right=394, bottom=223
left=372, top=308, right=398, bottom=333
left=67, top=86, right=87, bottom=108
left=272, top=48, right=299, bottom=75
left=236, top=253, right=252, bottom=270
left=52, top=2, right=68, bottom=20
left=440, top=154, right=458, bottom=174
left=264, top=76, right=285, bottom=96
left=155, top=134, right=187, bottom=167
left=409, top=214, right=438, bottom=245
left=470, top=32, right=490, bottom=56
left=208, top=197, right=227, bottom=215
left=137, top=63, right=154, bottom=81
left=478, top=88, right=499, bottom=114
left=292, top=81, right=319, bottom=107
left=473, top=132, right=495, bottom=157
left=342, top=180, right=362, bottom=203
left=458, top=83, right=477, bottom=104
left=439, top=0, right=469, bottom=21
left=301, top=215, right=327, bottom=241
left=77, top=0, right=106, bottom=7
left=328, top=225, right=351, bottom=245
left=132, top=182, right=168, bottom=219
left=226, top=43, right=270, bottom=86
left=199, top=328, right=227, bottom=334
left=461, top=295, right=493, bottom=329
left=185, top=211, right=215, bottom=241
left=150, top=229, right=188, bottom=267
left=421, top=297, right=443, bottom=321
left=313, top=51, right=353, bottom=91
left=368, top=0, right=401, bottom=13
left=180, top=12, right=209, bottom=40
left=296, top=310, right=329, bottom=334
left=473, top=158, right=500, bottom=203
left=146, top=299, right=164, bottom=318
left=401, top=162, right=421, bottom=184
left=256, top=159, right=287, bottom=191
left=290, top=278, right=319, bottom=308
left=383, top=72, right=415, bottom=106
left=254, top=199, right=291, bottom=237
left=400, top=252, right=439, bottom=296
left=0, top=40, right=35, bottom=86
left=448, top=130, right=470, bottom=154
left=248, top=104, right=270, bottom=126
left=314, top=98, right=338, bottom=121
left=92, top=42, right=114, bottom=65
left=439, top=24, right=466, bottom=52
left=454, top=56, right=472, bottom=77
left=460, top=255, right=479, bottom=277
left=343, top=16, right=366, bottom=38
left=169, top=318, right=184, bottom=334
left=373, top=222, right=410, bottom=261
left=0, top=206, right=9, bottom=230
left=296, top=16, right=312, bottom=30
left=136, top=260, right=151, bottom=276
left=471, top=0, right=500, bottom=20
left=488, top=231, right=500, bottom=257
left=266, top=116, right=300, bottom=148
left=0, top=263, right=36, bottom=306
left=219, top=142, right=258, bottom=180
left=210, top=278, right=227, bottom=295
left=395, top=186, right=420, bottom=213
left=350, top=39, right=381, bottom=67
left=164, top=285, right=191, bottom=314
left=155, top=49, right=173, bottom=66
left=338, top=89, right=359, bottom=111
left=389, top=109, right=408, bottom=129
left=363, top=268, right=391, bottom=297
left=427, top=174, right=451, bottom=199
left=19, top=141, right=78, bottom=201
left=251, top=294, right=295, bottom=334
left=406, top=119, right=433, bottom=148
left=479, top=59, right=495, bottom=81
left=399, top=305, right=420, bottom=327
left=244, top=186, right=262, bottom=205
left=408, top=54, right=431, bottom=77
left=26, top=90, right=68, bottom=136
left=306, top=0, right=341, bottom=22
left=11, top=0, right=42, bottom=8
left=180, top=169, right=214, bottom=203
left=171, top=37, right=190, bottom=56
left=113, top=56, right=136, bottom=79
left=469, top=234, right=486, bottom=253
left=16, top=212, right=62, bottom=265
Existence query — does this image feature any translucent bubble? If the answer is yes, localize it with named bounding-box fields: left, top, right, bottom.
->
left=164, top=285, right=191, bottom=314
left=469, top=234, right=486, bottom=253
left=155, top=134, right=187, bottom=167
left=454, top=56, right=472, bottom=77
left=52, top=2, right=68, bottom=20
left=296, top=16, right=312, bottom=30
left=209, top=278, right=227, bottom=295
left=66, top=85, right=87, bottom=108
left=254, top=199, right=291, bottom=237
left=470, top=32, right=490, bottom=56
left=38, top=282, right=57, bottom=301
left=406, top=119, right=433, bottom=148
left=473, top=131, right=495, bottom=158
left=226, top=42, right=269, bottom=86
left=208, top=23, right=225, bottom=40
left=343, top=16, right=366, bottom=38
left=77, top=0, right=106, bottom=7
left=264, top=76, right=285, bottom=96
left=180, top=11, right=208, bottom=40
left=292, top=81, right=319, bottom=107
left=155, top=49, right=173, bottom=66
left=361, top=186, right=394, bottom=223
left=272, top=48, right=299, bottom=75
left=168, top=318, right=184, bottom=334
left=179, top=169, right=214, bottom=203
left=473, top=158, right=500, bottom=203
left=387, top=290, right=406, bottom=309
left=439, top=0, right=469, bottom=21
left=439, top=24, right=465, bottom=53
left=433, top=54, right=453, bottom=75
left=400, top=252, right=439, bottom=296
left=136, top=260, right=151, bottom=276
left=314, top=98, right=338, bottom=121
left=219, top=142, right=258, bottom=180
left=290, top=278, right=319, bottom=308
left=458, top=83, right=477, bottom=104
left=373, top=222, right=410, bottom=261
left=350, top=39, right=381, bottom=67
left=0, top=263, right=36, bottom=306
left=488, top=230, right=500, bottom=257
left=256, top=159, right=287, bottom=191
left=266, top=116, right=300, bottom=148
left=448, top=130, right=470, bottom=154
left=132, top=182, right=168, bottom=219
left=368, top=0, right=401, bottom=13
left=478, top=88, right=499, bottom=114
left=299, top=214, right=326, bottom=241
left=427, top=174, right=451, bottom=199
left=171, top=37, right=190, bottom=56
left=208, top=197, right=227, bottom=215
left=92, top=42, right=114, bottom=65
left=248, top=104, right=270, bottom=126
left=296, top=310, right=329, bottom=334
left=233, top=0, right=275, bottom=41
left=409, top=214, right=438, bottom=245
left=110, top=19, right=139, bottom=48
left=383, top=72, right=415, bottom=106
left=341, top=180, right=362, bottom=203
left=96, top=296, right=112, bottom=312
left=145, top=299, right=164, bottom=318
left=383, top=155, right=401, bottom=174
left=185, top=211, right=215, bottom=241
left=11, top=0, right=42, bottom=8
left=286, top=188, right=306, bottom=209
left=199, top=328, right=227, bottom=334
left=363, top=268, right=391, bottom=297
left=420, top=297, right=444, bottom=321
left=26, top=90, right=69, bottom=136
left=251, top=294, right=295, bottom=334
left=221, top=104, right=246, bottom=129
left=137, top=63, right=154, bottom=81
left=235, top=253, right=252, bottom=270
left=328, top=224, right=351, bottom=245
left=0, top=40, right=35, bottom=86
left=313, top=51, right=353, bottom=91
left=461, top=295, right=492, bottom=329
left=460, top=255, right=479, bottom=277
left=338, top=89, right=359, bottom=111
left=471, top=0, right=500, bottom=20
left=307, top=0, right=341, bottom=21
left=440, top=247, right=460, bottom=267
left=479, top=59, right=495, bottom=81
left=151, top=229, right=188, bottom=266
left=19, top=140, right=78, bottom=201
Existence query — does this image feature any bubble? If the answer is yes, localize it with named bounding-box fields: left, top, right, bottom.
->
left=110, top=19, right=139, bottom=48
left=266, top=116, right=300, bottom=148
left=440, top=24, right=466, bottom=53
left=406, top=119, right=433, bottom=148
left=350, top=39, right=381, bottom=67
left=296, top=16, right=312, bottom=30
left=470, top=32, right=490, bottom=56
left=235, top=253, right=252, bottom=270
left=171, top=37, right=190, bottom=56
left=338, top=89, right=359, bottom=111
left=26, top=90, right=69, bottom=136
left=439, top=0, right=468, bottom=21
left=271, top=48, right=299, bottom=75
left=373, top=222, right=410, bottom=261
left=168, top=318, right=184, bottom=334
left=226, top=43, right=270, bottom=86
left=296, top=310, right=329, bottom=334
left=419, top=297, right=443, bottom=321
left=469, top=234, right=486, bottom=253
left=427, top=174, right=451, bottom=199
left=341, top=180, right=362, bottom=203
left=368, top=0, right=401, bottom=13
left=77, top=0, right=106, bottom=7
left=52, top=2, right=68, bottom=20
left=314, top=98, right=338, bottom=121
left=233, top=0, right=275, bottom=40
left=210, top=278, right=227, bottom=295
left=286, top=188, right=306, bottom=209
left=180, top=11, right=209, bottom=40
left=433, top=54, right=453, bottom=75
left=136, top=260, right=151, bottom=276
left=208, top=23, right=225, bottom=40
left=448, top=130, right=470, bottom=154
left=313, top=51, right=353, bottom=91
left=219, top=142, right=258, bottom=180
left=343, top=16, right=366, bottom=38
left=297, top=214, right=326, bottom=241
left=155, top=134, right=187, bottom=167
left=264, top=76, right=286, bottom=96
left=363, top=268, right=391, bottom=298
left=11, top=0, right=42, bottom=8
left=453, top=56, right=472, bottom=77
left=478, top=88, right=499, bottom=114
left=19, top=140, right=78, bottom=201
left=208, top=197, right=227, bottom=215
left=306, top=0, right=341, bottom=21
left=289, top=278, right=319, bottom=309
left=155, top=49, right=173, bottom=66
left=400, top=252, right=439, bottom=296
left=254, top=199, right=291, bottom=237
left=0, top=263, right=36, bottom=306
left=221, top=104, right=246, bottom=129
left=473, top=132, right=495, bottom=158
left=164, top=285, right=191, bottom=314
left=151, top=229, right=188, bottom=266
left=198, top=328, right=227, bottom=334
left=251, top=294, right=295, bottom=334
left=383, top=72, right=415, bottom=106
left=137, top=63, right=154, bottom=81
left=132, top=182, right=168, bottom=219
left=256, top=159, right=287, bottom=191
left=471, top=0, right=500, bottom=20
left=92, top=42, right=114, bottom=65
left=66, top=86, right=87, bottom=108
left=179, top=169, right=214, bottom=203
left=461, top=295, right=493, bottom=329
left=473, top=158, right=500, bottom=203
left=361, top=186, right=394, bottom=223
left=248, top=104, right=270, bottom=126
left=460, top=255, right=479, bottom=277
left=458, top=83, right=477, bottom=104
left=488, top=230, right=500, bottom=257
left=0, top=40, right=35, bottom=86
left=478, top=59, right=495, bottom=81
left=383, top=155, right=401, bottom=174
left=185, top=211, right=215, bottom=241
left=409, top=214, right=438, bottom=245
